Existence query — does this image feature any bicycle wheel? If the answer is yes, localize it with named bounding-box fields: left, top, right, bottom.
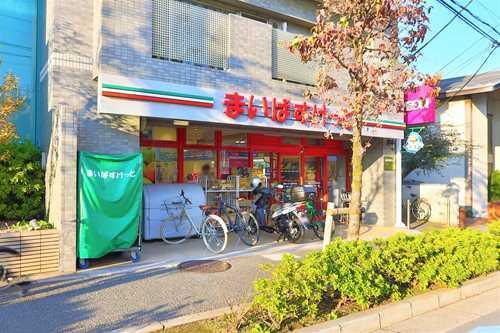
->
left=236, top=212, right=260, bottom=246
left=201, top=214, right=228, bottom=253
left=160, top=212, right=193, bottom=245
left=411, top=198, right=431, bottom=222
left=311, top=219, right=335, bottom=240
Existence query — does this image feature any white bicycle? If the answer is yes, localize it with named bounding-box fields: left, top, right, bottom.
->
left=160, top=190, right=228, bottom=253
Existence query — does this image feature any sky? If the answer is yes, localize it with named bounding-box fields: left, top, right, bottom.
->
left=416, top=0, right=500, bottom=79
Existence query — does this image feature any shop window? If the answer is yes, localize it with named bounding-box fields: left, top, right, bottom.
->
left=222, top=130, right=247, bottom=147
left=186, top=126, right=215, bottom=145
left=304, top=157, right=322, bottom=184
left=184, top=149, right=216, bottom=188
left=252, top=152, right=277, bottom=185
left=305, top=138, right=322, bottom=146
left=142, top=147, right=178, bottom=184
left=220, top=151, right=249, bottom=179
left=141, top=119, right=177, bottom=141
left=281, top=156, right=300, bottom=184
left=282, top=136, right=301, bottom=145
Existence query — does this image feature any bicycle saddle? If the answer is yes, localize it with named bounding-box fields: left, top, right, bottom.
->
left=199, top=205, right=218, bottom=214
left=171, top=201, right=183, bottom=205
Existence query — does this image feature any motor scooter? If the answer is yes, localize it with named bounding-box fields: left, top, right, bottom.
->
left=252, top=184, right=306, bottom=243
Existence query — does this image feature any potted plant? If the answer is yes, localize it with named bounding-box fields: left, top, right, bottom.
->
left=488, top=170, right=500, bottom=220
left=0, top=141, right=59, bottom=277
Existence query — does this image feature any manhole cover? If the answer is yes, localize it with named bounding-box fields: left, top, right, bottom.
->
left=177, top=260, right=231, bottom=273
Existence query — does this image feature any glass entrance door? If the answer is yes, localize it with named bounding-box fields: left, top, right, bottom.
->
left=304, top=156, right=325, bottom=209
left=281, top=155, right=300, bottom=186
left=328, top=155, right=347, bottom=207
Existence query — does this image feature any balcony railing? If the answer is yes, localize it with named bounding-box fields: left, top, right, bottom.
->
left=272, top=29, right=316, bottom=86
left=152, top=0, right=315, bottom=85
left=152, top=0, right=229, bottom=69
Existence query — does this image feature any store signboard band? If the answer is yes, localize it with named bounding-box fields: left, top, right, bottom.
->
left=102, top=83, right=215, bottom=108
left=99, top=74, right=406, bottom=139
left=223, top=91, right=406, bottom=130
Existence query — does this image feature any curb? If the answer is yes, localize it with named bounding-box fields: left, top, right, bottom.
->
left=116, top=306, right=237, bottom=333
left=295, top=270, right=500, bottom=333
left=117, top=270, right=499, bottom=333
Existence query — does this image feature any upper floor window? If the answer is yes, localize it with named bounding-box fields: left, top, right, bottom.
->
left=152, top=0, right=229, bottom=69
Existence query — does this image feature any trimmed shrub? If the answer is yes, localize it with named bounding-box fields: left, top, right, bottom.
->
left=490, top=170, right=500, bottom=202
left=251, top=227, right=499, bottom=331
left=253, top=252, right=328, bottom=328
left=489, top=220, right=500, bottom=238
left=0, top=140, right=45, bottom=221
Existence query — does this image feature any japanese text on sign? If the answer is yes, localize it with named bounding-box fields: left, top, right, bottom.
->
left=86, top=169, right=137, bottom=179
left=223, top=92, right=328, bottom=125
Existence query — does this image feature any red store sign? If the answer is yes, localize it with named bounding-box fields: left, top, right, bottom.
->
left=223, top=92, right=329, bottom=125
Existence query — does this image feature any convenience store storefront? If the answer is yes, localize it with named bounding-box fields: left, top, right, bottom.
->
left=140, top=120, right=349, bottom=207
left=98, top=73, right=405, bottom=215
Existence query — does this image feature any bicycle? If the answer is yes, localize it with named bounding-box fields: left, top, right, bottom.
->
left=214, top=195, right=260, bottom=246
left=160, top=190, right=228, bottom=254
left=409, top=196, right=432, bottom=228
left=0, top=246, right=30, bottom=296
left=302, top=199, right=332, bottom=240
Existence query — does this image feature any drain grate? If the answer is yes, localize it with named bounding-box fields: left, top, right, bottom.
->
left=177, top=259, right=232, bottom=273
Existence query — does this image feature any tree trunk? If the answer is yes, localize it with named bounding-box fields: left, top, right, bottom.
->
left=347, top=121, right=363, bottom=240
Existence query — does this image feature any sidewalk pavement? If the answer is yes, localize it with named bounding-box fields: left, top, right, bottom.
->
left=374, top=287, right=500, bottom=333
left=59, top=224, right=417, bottom=281
left=0, top=226, right=415, bottom=333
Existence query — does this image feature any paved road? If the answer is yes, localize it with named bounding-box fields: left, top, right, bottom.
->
left=376, top=288, right=500, bottom=333
left=0, top=242, right=318, bottom=333
left=450, top=309, right=500, bottom=333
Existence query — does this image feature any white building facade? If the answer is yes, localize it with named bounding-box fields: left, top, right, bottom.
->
left=405, top=70, right=500, bottom=218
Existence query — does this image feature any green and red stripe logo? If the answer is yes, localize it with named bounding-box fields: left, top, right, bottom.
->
left=365, top=119, right=406, bottom=130
left=102, top=83, right=214, bottom=108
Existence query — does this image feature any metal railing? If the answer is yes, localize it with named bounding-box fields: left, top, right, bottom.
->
left=272, top=28, right=316, bottom=86
left=152, top=0, right=229, bottom=69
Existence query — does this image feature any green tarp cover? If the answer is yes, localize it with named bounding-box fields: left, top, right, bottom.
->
left=78, top=152, right=143, bottom=259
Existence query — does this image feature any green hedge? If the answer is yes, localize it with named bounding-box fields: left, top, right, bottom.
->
left=250, top=225, right=500, bottom=331
left=490, top=170, right=500, bottom=202
left=0, top=140, right=45, bottom=221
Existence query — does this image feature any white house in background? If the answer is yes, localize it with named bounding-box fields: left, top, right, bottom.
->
left=405, top=70, right=500, bottom=218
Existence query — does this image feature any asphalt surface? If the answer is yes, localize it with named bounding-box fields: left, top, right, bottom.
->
left=377, top=288, right=500, bottom=333
left=450, top=309, right=500, bottom=333
left=0, top=244, right=317, bottom=333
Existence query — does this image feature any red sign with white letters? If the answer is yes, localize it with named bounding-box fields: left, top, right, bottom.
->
left=223, top=92, right=328, bottom=125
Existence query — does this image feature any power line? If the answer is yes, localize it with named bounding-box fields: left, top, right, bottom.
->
left=438, top=38, right=483, bottom=72
left=438, top=21, right=500, bottom=73
left=436, top=0, right=499, bottom=46
left=447, top=0, right=500, bottom=36
left=443, top=45, right=498, bottom=102
left=410, top=0, right=474, bottom=58
left=445, top=45, right=491, bottom=76
left=476, top=0, right=500, bottom=22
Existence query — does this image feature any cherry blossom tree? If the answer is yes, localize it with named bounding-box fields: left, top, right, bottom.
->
left=290, top=0, right=438, bottom=239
